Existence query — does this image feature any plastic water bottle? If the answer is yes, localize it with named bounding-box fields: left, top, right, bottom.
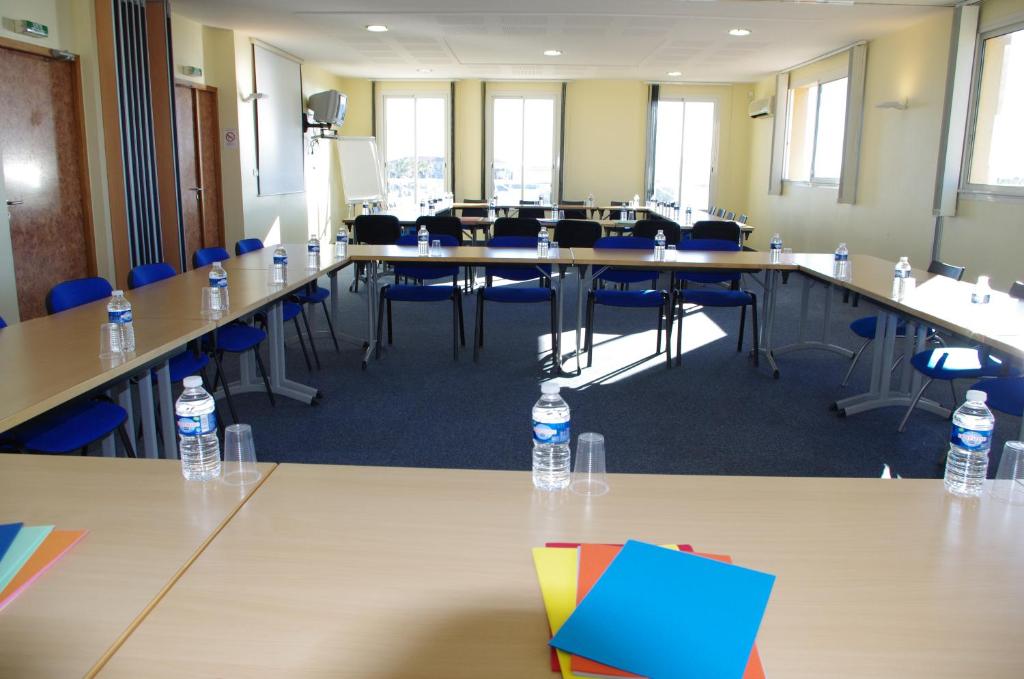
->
left=685, top=207, right=692, bottom=225
left=943, top=389, right=995, bottom=497
left=106, top=290, right=135, bottom=352
left=488, top=195, right=496, bottom=220
left=175, top=375, right=221, bottom=481
left=532, top=383, right=571, bottom=490
left=971, top=275, right=991, bottom=304
left=833, top=242, right=850, bottom=280
left=361, top=201, right=369, bottom=216
left=428, top=199, right=436, bottom=216
left=632, top=193, right=640, bottom=208
left=307, top=234, right=320, bottom=269
left=209, top=261, right=229, bottom=310
left=417, top=225, right=430, bottom=256
left=769, top=233, right=783, bottom=263
left=654, top=229, right=666, bottom=260
left=537, top=225, right=550, bottom=258
left=892, top=256, right=912, bottom=301
left=271, top=244, right=287, bottom=285
left=335, top=225, right=349, bottom=258
left=587, top=192, right=594, bottom=208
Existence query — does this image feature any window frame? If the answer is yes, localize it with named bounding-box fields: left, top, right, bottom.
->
left=783, top=76, right=848, bottom=188
left=960, top=20, right=1024, bottom=200
left=484, top=91, right=562, bottom=203
left=376, top=89, right=452, bottom=208
left=650, top=94, right=721, bottom=209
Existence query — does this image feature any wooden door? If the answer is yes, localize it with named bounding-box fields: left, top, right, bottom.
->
left=174, top=83, right=223, bottom=265
left=0, top=43, right=95, bottom=320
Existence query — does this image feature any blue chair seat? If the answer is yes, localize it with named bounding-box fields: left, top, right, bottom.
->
left=910, top=348, right=1004, bottom=380
left=679, top=289, right=753, bottom=307
left=215, top=323, right=267, bottom=352
left=385, top=284, right=456, bottom=302
left=971, top=376, right=1024, bottom=416
left=167, top=351, right=210, bottom=383
left=850, top=316, right=907, bottom=339
left=593, top=289, right=665, bottom=308
left=282, top=301, right=302, bottom=322
left=482, top=287, right=553, bottom=303
left=14, top=400, right=127, bottom=453
left=294, top=285, right=329, bottom=304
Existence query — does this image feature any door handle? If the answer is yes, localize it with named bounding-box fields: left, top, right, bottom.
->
left=6, top=200, right=23, bottom=206
left=189, top=187, right=203, bottom=192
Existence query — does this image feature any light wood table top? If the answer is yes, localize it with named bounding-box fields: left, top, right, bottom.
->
left=570, top=247, right=791, bottom=271
left=96, top=464, right=1024, bottom=678
left=346, top=243, right=573, bottom=266
left=0, top=454, right=275, bottom=679
left=0, top=306, right=214, bottom=432
left=221, top=244, right=352, bottom=280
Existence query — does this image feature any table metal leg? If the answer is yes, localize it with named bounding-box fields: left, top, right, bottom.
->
left=756, top=269, right=781, bottom=378
left=156, top=361, right=177, bottom=459
left=362, top=260, right=379, bottom=368
left=773, top=276, right=854, bottom=359
left=137, top=371, right=159, bottom=459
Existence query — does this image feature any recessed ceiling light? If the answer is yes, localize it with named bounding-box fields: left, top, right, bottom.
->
left=365, top=24, right=388, bottom=32
left=416, top=68, right=433, bottom=73
left=543, top=49, right=562, bottom=57
left=729, top=28, right=751, bottom=37
left=667, top=71, right=682, bottom=77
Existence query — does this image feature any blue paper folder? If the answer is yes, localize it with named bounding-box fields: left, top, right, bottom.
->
left=550, top=540, right=775, bottom=679
left=0, top=523, right=22, bottom=563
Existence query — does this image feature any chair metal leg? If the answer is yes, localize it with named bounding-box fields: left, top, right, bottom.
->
left=898, top=378, right=933, bottom=432
left=841, top=338, right=873, bottom=387
left=456, top=289, right=466, bottom=347
left=320, top=300, right=341, bottom=353
left=737, top=304, right=746, bottom=353
left=116, top=422, right=137, bottom=458
left=949, top=380, right=959, bottom=408
left=656, top=303, right=663, bottom=354
left=293, top=317, right=313, bottom=372
left=674, top=293, right=683, bottom=367
left=299, top=307, right=321, bottom=370
left=586, top=293, right=596, bottom=368
left=375, top=287, right=387, bottom=359
left=473, top=291, right=484, bottom=362
left=452, top=294, right=459, bottom=361
left=550, top=291, right=558, bottom=370
left=253, top=348, right=275, bottom=407
left=750, top=295, right=760, bottom=367
left=664, top=294, right=673, bottom=369
left=212, top=351, right=238, bottom=424
left=387, top=298, right=394, bottom=345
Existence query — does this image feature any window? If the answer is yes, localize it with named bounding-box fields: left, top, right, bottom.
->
left=783, top=78, right=848, bottom=184
left=964, top=26, right=1024, bottom=194
left=652, top=99, right=716, bottom=210
left=487, top=95, right=559, bottom=204
left=380, top=94, right=449, bottom=210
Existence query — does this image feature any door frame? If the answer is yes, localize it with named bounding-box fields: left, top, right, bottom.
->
left=0, top=36, right=98, bottom=286
left=174, top=80, right=225, bottom=252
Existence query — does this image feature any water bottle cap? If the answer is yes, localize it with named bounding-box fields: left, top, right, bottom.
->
left=183, top=375, right=203, bottom=388
left=112, top=289, right=124, bottom=297
left=541, top=382, right=560, bottom=395
left=965, top=389, right=987, bottom=403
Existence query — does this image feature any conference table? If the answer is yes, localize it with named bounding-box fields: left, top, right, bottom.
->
left=2, top=456, right=1020, bottom=677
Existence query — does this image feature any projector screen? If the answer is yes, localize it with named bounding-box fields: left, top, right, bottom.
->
left=253, top=44, right=304, bottom=196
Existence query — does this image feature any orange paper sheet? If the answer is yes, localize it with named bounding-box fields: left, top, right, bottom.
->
left=0, top=529, right=86, bottom=612
left=573, top=544, right=765, bottom=679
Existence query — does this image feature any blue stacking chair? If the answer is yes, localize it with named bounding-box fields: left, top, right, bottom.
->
left=492, top=217, right=541, bottom=239
left=1, top=281, right=136, bottom=457
left=233, top=238, right=319, bottom=370
left=375, top=234, right=465, bottom=360
left=583, top=237, right=671, bottom=369
left=671, top=240, right=758, bottom=367
left=474, top=236, right=557, bottom=369
left=191, top=247, right=274, bottom=421
left=127, top=262, right=212, bottom=381
left=971, top=376, right=1024, bottom=437
left=842, top=260, right=965, bottom=387
left=898, top=347, right=1005, bottom=432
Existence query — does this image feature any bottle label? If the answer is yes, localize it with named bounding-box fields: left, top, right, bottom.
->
left=209, top=275, right=227, bottom=288
left=108, top=309, right=132, bottom=324
left=336, top=234, right=347, bottom=243
left=177, top=412, right=217, bottom=437
left=894, top=270, right=910, bottom=279
left=770, top=243, right=781, bottom=250
left=273, top=255, right=287, bottom=265
left=308, top=244, right=320, bottom=253
left=533, top=420, right=570, bottom=445
left=951, top=425, right=991, bottom=452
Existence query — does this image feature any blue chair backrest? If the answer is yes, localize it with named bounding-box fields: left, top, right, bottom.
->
left=676, top=239, right=741, bottom=284
left=594, top=237, right=659, bottom=286
left=235, top=238, right=264, bottom=255
left=486, top=236, right=548, bottom=282
left=394, top=234, right=460, bottom=280
left=0, top=315, right=6, bottom=329
left=193, top=247, right=230, bottom=269
left=127, top=262, right=176, bottom=289
left=46, top=277, right=113, bottom=314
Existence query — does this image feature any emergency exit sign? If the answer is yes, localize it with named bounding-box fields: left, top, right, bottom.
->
left=15, top=20, right=49, bottom=38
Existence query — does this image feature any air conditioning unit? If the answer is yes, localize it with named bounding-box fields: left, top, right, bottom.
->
left=307, top=90, right=347, bottom=127
left=748, top=96, right=775, bottom=119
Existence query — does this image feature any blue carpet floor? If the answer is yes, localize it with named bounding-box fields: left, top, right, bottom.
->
left=218, top=265, right=1020, bottom=478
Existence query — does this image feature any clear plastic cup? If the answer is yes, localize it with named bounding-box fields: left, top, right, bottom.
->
left=991, top=441, right=1024, bottom=505
left=201, top=287, right=223, bottom=319
left=571, top=432, right=608, bottom=496
left=99, top=323, right=122, bottom=359
left=222, top=423, right=261, bottom=486
left=782, top=247, right=794, bottom=264
left=429, top=239, right=442, bottom=257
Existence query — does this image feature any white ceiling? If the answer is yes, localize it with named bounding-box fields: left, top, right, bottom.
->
left=173, top=0, right=953, bottom=83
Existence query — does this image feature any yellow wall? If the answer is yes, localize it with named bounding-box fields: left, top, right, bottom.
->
left=170, top=14, right=204, bottom=85
left=744, top=4, right=1023, bottom=290
left=454, top=79, right=482, bottom=200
